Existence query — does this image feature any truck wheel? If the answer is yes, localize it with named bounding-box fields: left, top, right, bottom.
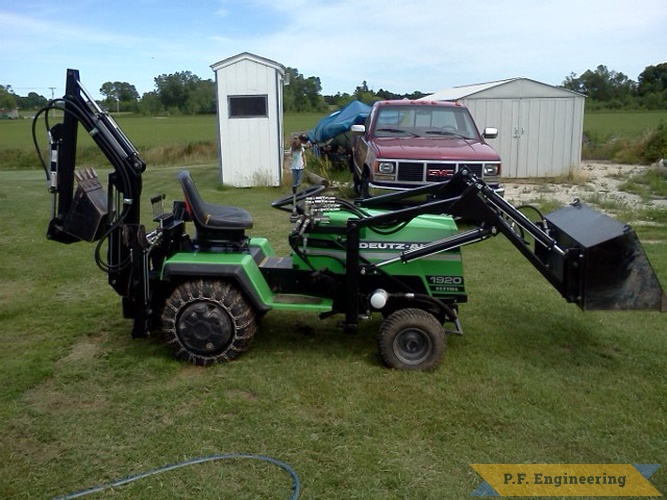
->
left=352, top=171, right=362, bottom=197
left=360, top=169, right=371, bottom=198
left=162, top=279, right=257, bottom=366
left=353, top=168, right=371, bottom=198
left=377, top=308, right=445, bottom=371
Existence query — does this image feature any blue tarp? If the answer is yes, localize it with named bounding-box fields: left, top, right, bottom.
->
left=307, top=100, right=371, bottom=145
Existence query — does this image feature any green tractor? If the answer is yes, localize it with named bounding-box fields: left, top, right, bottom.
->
left=33, top=69, right=665, bottom=371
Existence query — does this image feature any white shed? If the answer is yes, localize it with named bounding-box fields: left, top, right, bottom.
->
left=211, top=52, right=286, bottom=187
left=422, top=78, right=586, bottom=178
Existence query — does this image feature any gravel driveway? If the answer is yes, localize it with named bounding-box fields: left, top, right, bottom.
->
left=503, top=161, right=667, bottom=210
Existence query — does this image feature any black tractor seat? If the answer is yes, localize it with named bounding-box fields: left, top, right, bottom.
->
left=177, top=170, right=253, bottom=249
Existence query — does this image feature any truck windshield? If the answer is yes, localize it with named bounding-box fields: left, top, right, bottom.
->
left=374, top=106, right=479, bottom=139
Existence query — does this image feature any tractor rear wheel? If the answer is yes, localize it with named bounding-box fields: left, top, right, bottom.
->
left=162, top=279, right=257, bottom=366
left=377, top=308, right=445, bottom=371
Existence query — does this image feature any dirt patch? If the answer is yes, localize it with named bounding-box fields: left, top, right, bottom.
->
left=504, top=162, right=667, bottom=210
left=60, top=338, right=102, bottom=364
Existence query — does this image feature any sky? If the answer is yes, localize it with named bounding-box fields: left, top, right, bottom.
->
left=2, top=0, right=667, bottom=101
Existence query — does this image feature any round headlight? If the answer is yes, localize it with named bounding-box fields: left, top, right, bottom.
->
left=484, top=164, right=500, bottom=176
left=377, top=162, right=396, bottom=174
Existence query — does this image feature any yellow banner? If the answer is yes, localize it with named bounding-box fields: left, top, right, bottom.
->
left=471, top=464, right=662, bottom=496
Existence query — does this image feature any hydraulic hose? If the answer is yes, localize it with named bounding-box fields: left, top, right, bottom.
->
left=52, top=453, right=300, bottom=500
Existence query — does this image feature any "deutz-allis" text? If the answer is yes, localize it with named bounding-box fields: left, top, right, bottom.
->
left=359, top=242, right=426, bottom=251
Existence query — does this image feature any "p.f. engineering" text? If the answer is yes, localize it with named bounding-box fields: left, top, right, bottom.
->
left=504, top=471, right=626, bottom=488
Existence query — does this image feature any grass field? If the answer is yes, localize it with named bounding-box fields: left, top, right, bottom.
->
left=0, top=112, right=325, bottom=171
left=5, top=109, right=665, bottom=148
left=584, top=110, right=667, bottom=139
left=3, top=108, right=666, bottom=173
left=1, top=163, right=666, bottom=498
left=0, top=112, right=322, bottom=151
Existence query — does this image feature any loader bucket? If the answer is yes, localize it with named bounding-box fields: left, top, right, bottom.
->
left=536, top=202, right=666, bottom=312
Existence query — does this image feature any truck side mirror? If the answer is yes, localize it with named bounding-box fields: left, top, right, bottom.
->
left=483, top=127, right=498, bottom=139
left=351, top=124, right=366, bottom=134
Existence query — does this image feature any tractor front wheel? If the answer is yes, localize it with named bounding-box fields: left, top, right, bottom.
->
left=377, top=308, right=445, bottom=371
left=162, top=279, right=257, bottom=366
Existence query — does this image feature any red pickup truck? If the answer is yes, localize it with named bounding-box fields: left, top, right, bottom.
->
left=350, top=100, right=502, bottom=197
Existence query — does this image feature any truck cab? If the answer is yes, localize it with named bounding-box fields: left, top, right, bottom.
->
left=350, top=100, right=502, bottom=197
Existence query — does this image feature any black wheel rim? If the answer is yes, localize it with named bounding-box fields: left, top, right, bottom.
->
left=393, top=328, right=432, bottom=366
left=177, top=301, right=232, bottom=355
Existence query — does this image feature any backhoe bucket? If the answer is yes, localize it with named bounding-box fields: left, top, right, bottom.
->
left=537, top=202, right=666, bottom=312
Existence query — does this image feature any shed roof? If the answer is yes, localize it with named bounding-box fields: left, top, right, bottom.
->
left=210, top=52, right=285, bottom=74
left=423, top=77, right=585, bottom=101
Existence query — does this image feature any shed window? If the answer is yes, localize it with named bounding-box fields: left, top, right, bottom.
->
left=228, top=95, right=268, bottom=118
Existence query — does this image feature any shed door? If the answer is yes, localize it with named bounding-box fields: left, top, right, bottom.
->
left=469, top=97, right=579, bottom=179
left=489, top=98, right=528, bottom=178
left=500, top=98, right=540, bottom=177
left=516, top=98, right=576, bottom=178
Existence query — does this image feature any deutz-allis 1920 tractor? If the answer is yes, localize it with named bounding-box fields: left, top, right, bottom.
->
left=32, top=69, right=666, bottom=371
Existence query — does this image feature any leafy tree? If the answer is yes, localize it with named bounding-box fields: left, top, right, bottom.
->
left=99, top=81, right=139, bottom=112
left=283, top=68, right=327, bottom=112
left=349, top=81, right=425, bottom=105
left=325, top=87, right=428, bottom=108
left=353, top=80, right=379, bottom=104
left=405, top=90, right=428, bottom=100
left=325, top=92, right=353, bottom=107
left=154, top=71, right=202, bottom=113
left=185, top=79, right=216, bottom=114
left=376, top=88, right=428, bottom=101
left=376, top=88, right=399, bottom=100
left=562, top=72, right=582, bottom=93
left=0, top=85, right=16, bottom=111
left=563, top=65, right=637, bottom=109
left=638, top=63, right=667, bottom=95
left=138, top=91, right=163, bottom=115
left=16, top=91, right=47, bottom=110
left=638, top=63, right=667, bottom=109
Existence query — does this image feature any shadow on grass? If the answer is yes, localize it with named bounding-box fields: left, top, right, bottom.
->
left=105, top=309, right=385, bottom=371
left=254, top=311, right=383, bottom=368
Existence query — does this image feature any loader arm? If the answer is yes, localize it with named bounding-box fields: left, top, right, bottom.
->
left=357, top=168, right=667, bottom=313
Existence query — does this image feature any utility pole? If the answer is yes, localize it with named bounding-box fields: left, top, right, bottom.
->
left=48, top=87, right=57, bottom=118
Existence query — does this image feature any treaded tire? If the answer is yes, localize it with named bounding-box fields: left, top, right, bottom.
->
left=378, top=308, right=445, bottom=371
left=162, top=279, right=257, bottom=366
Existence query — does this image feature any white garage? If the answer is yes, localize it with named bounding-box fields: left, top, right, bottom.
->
left=422, top=78, right=586, bottom=178
left=211, top=52, right=286, bottom=187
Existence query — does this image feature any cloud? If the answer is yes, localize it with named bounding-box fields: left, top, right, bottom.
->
left=203, top=0, right=667, bottom=93
left=3, top=0, right=666, bottom=99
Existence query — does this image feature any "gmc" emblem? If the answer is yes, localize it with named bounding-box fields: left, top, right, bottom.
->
left=427, top=169, right=453, bottom=178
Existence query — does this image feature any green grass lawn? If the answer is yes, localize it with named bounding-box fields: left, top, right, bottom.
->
left=1, top=165, right=666, bottom=498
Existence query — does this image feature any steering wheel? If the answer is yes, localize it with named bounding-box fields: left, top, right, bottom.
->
left=271, top=184, right=327, bottom=213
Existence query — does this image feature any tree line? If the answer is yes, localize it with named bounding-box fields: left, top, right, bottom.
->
left=0, top=87, right=48, bottom=114
left=562, top=63, right=667, bottom=110
left=3, top=62, right=666, bottom=116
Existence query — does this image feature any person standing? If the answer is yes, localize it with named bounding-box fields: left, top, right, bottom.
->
left=290, top=135, right=306, bottom=194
